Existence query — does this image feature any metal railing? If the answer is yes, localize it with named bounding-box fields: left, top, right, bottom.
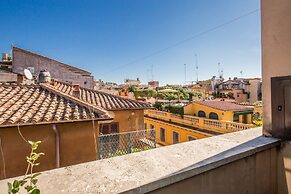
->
left=97, top=129, right=156, bottom=160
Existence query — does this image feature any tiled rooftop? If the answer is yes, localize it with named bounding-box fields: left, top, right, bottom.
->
left=0, top=83, right=111, bottom=127
left=194, top=100, right=254, bottom=111
left=47, top=80, right=153, bottom=110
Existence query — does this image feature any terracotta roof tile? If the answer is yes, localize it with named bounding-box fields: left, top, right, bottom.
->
left=48, top=80, right=152, bottom=110
left=0, top=84, right=111, bottom=127
left=194, top=101, right=254, bottom=112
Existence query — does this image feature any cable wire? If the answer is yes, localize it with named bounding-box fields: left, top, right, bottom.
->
left=100, top=8, right=259, bottom=76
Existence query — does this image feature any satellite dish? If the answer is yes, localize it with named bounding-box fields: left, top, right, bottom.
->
left=24, top=69, right=33, bottom=80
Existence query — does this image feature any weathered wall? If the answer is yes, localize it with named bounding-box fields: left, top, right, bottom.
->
left=0, top=72, right=17, bottom=82
left=12, top=47, right=94, bottom=89
left=0, top=120, right=99, bottom=180
left=248, top=79, right=261, bottom=103
left=261, top=0, right=291, bottom=134
left=149, top=147, right=282, bottom=194
left=112, top=109, right=144, bottom=132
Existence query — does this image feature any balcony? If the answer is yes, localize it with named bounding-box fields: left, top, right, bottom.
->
left=144, top=109, right=255, bottom=133
left=0, top=127, right=286, bottom=194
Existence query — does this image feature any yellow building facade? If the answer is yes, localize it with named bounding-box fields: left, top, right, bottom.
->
left=144, top=109, right=255, bottom=146
left=184, top=101, right=253, bottom=124
left=145, top=117, right=212, bottom=146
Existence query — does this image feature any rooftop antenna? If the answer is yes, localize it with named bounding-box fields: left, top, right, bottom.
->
left=150, top=64, right=154, bottom=81
left=221, top=68, right=224, bottom=78
left=24, top=69, right=33, bottom=80
left=195, top=54, right=198, bottom=82
left=218, top=62, right=221, bottom=77
left=184, top=64, right=187, bottom=85
left=146, top=68, right=150, bottom=82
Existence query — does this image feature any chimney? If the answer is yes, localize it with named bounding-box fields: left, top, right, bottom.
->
left=38, top=69, right=51, bottom=83
left=72, top=84, right=81, bottom=99
left=2, top=53, right=8, bottom=61
left=17, top=75, right=24, bottom=84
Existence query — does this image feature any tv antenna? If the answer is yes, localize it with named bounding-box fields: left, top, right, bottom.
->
left=195, top=54, right=198, bottom=82
left=184, top=64, right=187, bottom=85
left=150, top=64, right=154, bottom=81
left=24, top=69, right=33, bottom=80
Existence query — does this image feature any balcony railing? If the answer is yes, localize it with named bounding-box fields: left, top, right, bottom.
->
left=144, top=109, right=255, bottom=132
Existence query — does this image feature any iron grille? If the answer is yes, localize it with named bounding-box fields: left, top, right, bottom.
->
left=97, top=129, right=156, bottom=159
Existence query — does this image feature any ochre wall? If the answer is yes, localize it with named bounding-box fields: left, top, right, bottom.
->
left=0, top=121, right=99, bottom=180
left=144, top=117, right=211, bottom=145
left=112, top=109, right=144, bottom=132
left=184, top=103, right=234, bottom=121
left=0, top=110, right=146, bottom=179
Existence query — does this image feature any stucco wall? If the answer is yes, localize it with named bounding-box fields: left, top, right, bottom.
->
left=149, top=147, right=280, bottom=194
left=112, top=109, right=144, bottom=132
left=248, top=79, right=261, bottom=103
left=12, top=47, right=94, bottom=89
left=0, top=121, right=99, bottom=180
left=0, top=73, right=17, bottom=82
left=261, top=0, right=291, bottom=134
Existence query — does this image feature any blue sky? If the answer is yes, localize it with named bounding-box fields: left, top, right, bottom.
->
left=0, top=0, right=261, bottom=85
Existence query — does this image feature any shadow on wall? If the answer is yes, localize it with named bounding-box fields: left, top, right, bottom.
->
left=143, top=136, right=289, bottom=194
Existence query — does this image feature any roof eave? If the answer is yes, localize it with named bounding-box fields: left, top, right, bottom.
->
left=0, top=117, right=113, bottom=128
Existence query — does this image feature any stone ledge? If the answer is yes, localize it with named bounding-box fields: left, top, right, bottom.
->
left=0, top=128, right=280, bottom=194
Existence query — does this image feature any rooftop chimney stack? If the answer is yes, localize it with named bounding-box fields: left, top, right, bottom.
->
left=2, top=53, right=8, bottom=61
left=38, top=69, right=51, bottom=83
left=72, top=84, right=81, bottom=99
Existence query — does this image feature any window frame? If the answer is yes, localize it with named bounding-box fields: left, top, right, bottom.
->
left=188, top=136, right=196, bottom=141
left=100, top=122, right=119, bottom=134
left=172, top=131, right=180, bottom=144
left=160, top=127, right=166, bottom=142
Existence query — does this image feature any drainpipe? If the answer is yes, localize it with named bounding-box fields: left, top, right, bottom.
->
left=52, top=124, right=60, bottom=168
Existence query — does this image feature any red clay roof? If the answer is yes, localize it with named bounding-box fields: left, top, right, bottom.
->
left=47, top=80, right=153, bottom=110
left=194, top=101, right=254, bottom=112
left=0, top=83, right=111, bottom=127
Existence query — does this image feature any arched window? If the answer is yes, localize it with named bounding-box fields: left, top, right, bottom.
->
left=198, top=111, right=206, bottom=118
left=253, top=112, right=261, bottom=120
left=209, top=112, right=219, bottom=120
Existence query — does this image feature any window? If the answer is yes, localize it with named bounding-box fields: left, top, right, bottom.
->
left=150, top=124, right=155, bottom=129
left=100, top=122, right=119, bottom=134
left=188, top=136, right=196, bottom=141
left=233, top=114, right=239, bottom=122
left=198, top=111, right=206, bottom=118
left=160, top=128, right=166, bottom=142
left=253, top=112, right=261, bottom=120
left=172, top=131, right=179, bottom=144
left=111, top=123, right=118, bottom=133
left=209, top=112, right=219, bottom=120
left=101, top=124, right=109, bottom=134
left=144, top=123, right=147, bottom=130
left=237, top=94, right=240, bottom=97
